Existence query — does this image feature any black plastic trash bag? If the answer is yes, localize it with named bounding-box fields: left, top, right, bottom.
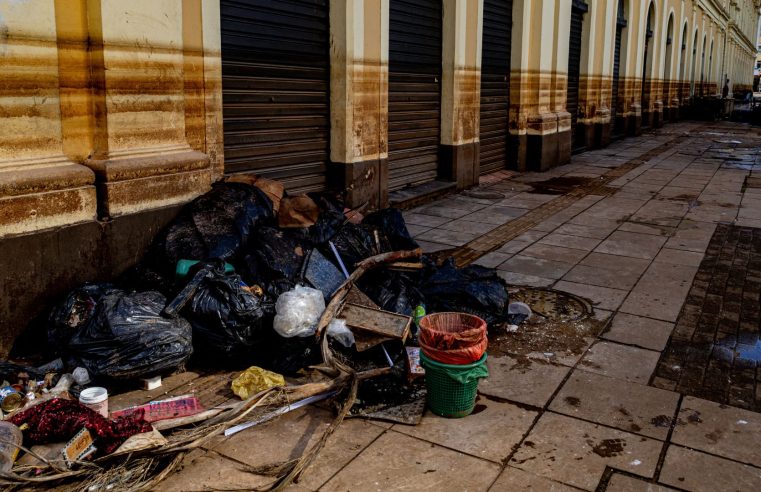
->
left=329, top=223, right=382, bottom=271
left=68, top=290, right=193, bottom=379
left=242, top=227, right=309, bottom=296
left=421, top=258, right=510, bottom=325
left=362, top=208, right=419, bottom=252
left=47, top=283, right=121, bottom=355
left=152, top=182, right=274, bottom=270
left=360, top=270, right=424, bottom=317
left=182, top=268, right=267, bottom=359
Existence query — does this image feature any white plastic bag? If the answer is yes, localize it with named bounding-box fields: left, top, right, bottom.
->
left=327, top=319, right=355, bottom=348
left=273, top=285, right=326, bottom=338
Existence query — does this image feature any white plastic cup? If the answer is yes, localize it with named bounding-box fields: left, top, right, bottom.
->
left=79, top=387, right=109, bottom=418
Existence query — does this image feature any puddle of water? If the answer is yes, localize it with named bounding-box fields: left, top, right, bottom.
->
left=527, top=176, right=594, bottom=195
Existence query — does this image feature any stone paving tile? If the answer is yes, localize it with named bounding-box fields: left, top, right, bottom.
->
left=659, top=445, right=761, bottom=492
left=402, top=212, right=451, bottom=228
left=212, top=406, right=384, bottom=491
left=393, top=398, right=537, bottom=463
left=562, top=264, right=643, bottom=290
left=499, top=255, right=576, bottom=280
left=499, top=192, right=558, bottom=209
left=437, top=218, right=499, bottom=235
left=652, top=247, right=704, bottom=266
left=629, top=201, right=689, bottom=227
left=421, top=228, right=480, bottom=246
left=554, top=223, right=617, bottom=239
left=602, top=313, right=674, bottom=351
left=480, top=355, right=571, bottom=408
left=671, top=396, right=761, bottom=467
left=554, top=281, right=629, bottom=311
left=415, top=240, right=454, bottom=253
left=161, top=449, right=274, bottom=491
left=412, top=204, right=473, bottom=219
left=473, top=251, right=512, bottom=268
left=495, top=238, right=533, bottom=254
left=320, top=431, right=502, bottom=492
left=497, top=271, right=556, bottom=288
left=594, top=231, right=668, bottom=260
left=663, top=219, right=717, bottom=252
left=406, top=224, right=432, bottom=236
left=606, top=473, right=678, bottom=492
left=620, top=262, right=699, bottom=322
left=550, top=371, right=679, bottom=440
left=489, top=466, right=579, bottom=491
left=521, top=243, right=590, bottom=264
left=538, top=232, right=604, bottom=251
left=578, top=341, right=661, bottom=385
left=617, top=221, right=676, bottom=237
left=462, top=205, right=528, bottom=225
left=509, top=412, right=663, bottom=491
left=436, top=197, right=491, bottom=212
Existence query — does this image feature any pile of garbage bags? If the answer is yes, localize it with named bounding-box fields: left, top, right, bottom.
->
left=37, top=176, right=513, bottom=380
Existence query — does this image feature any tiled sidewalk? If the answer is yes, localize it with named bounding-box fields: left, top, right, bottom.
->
left=162, top=121, right=761, bottom=491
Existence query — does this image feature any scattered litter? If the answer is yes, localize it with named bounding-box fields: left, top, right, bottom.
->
left=142, top=375, right=162, bottom=390
left=737, top=419, right=748, bottom=425
left=327, top=319, right=355, bottom=348
left=341, top=303, right=412, bottom=341
left=79, top=387, right=109, bottom=418
left=111, top=395, right=204, bottom=423
left=224, top=391, right=338, bottom=437
left=630, top=459, right=642, bottom=466
left=231, top=367, right=285, bottom=400
left=72, top=367, right=90, bottom=386
left=405, top=347, right=425, bottom=382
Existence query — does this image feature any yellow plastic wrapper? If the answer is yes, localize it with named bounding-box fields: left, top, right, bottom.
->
left=231, top=366, right=285, bottom=400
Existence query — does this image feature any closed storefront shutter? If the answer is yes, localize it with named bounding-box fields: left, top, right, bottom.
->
left=387, top=0, right=442, bottom=192
left=220, top=0, right=330, bottom=193
left=567, top=0, right=587, bottom=151
left=479, top=0, right=513, bottom=175
left=611, top=20, right=624, bottom=136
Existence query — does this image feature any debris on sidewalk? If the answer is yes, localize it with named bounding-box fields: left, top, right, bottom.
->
left=0, top=174, right=586, bottom=490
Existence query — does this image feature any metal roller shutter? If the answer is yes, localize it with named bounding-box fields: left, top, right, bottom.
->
left=567, top=0, right=587, bottom=151
left=479, top=0, right=513, bottom=175
left=220, top=0, right=329, bottom=193
left=388, top=0, right=442, bottom=192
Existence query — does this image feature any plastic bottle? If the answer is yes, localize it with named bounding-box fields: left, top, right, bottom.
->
left=0, top=421, right=22, bottom=473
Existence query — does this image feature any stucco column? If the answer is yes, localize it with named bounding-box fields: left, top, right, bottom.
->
left=439, top=0, right=482, bottom=190
left=509, top=0, right=570, bottom=172
left=83, top=0, right=213, bottom=218
left=329, top=0, right=389, bottom=209
left=0, top=0, right=96, bottom=236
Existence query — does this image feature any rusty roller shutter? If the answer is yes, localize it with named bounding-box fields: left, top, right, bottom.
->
left=611, top=10, right=626, bottom=138
left=220, top=0, right=329, bottom=193
left=567, top=0, right=587, bottom=151
left=479, top=0, right=513, bottom=175
left=388, top=0, right=442, bottom=192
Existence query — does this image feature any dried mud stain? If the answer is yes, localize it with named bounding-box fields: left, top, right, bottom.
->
left=488, top=316, right=604, bottom=359
left=587, top=438, right=626, bottom=457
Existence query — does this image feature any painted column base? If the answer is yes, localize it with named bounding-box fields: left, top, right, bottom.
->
left=627, top=113, right=642, bottom=136
left=0, top=160, right=97, bottom=237
left=439, top=141, right=479, bottom=190
left=578, top=120, right=612, bottom=150
left=87, top=150, right=211, bottom=219
left=524, top=129, right=572, bottom=172
left=329, top=158, right=389, bottom=210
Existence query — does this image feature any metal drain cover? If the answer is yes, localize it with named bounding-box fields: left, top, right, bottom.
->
left=511, top=287, right=593, bottom=322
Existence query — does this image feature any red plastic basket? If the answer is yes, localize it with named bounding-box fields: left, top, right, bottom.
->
left=418, top=312, right=487, bottom=365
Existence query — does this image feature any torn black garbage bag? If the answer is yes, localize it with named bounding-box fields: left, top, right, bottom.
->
left=421, top=258, right=510, bottom=325
left=242, top=227, right=309, bottom=296
left=67, top=290, right=193, bottom=379
left=152, top=182, right=274, bottom=270
left=361, top=208, right=419, bottom=252
left=47, top=283, right=121, bottom=355
left=182, top=267, right=267, bottom=359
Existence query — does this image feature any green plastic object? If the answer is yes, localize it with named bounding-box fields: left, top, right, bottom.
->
left=420, top=352, right=488, bottom=418
left=175, top=259, right=235, bottom=279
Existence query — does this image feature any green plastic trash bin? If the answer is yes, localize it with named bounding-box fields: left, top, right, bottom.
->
left=420, top=352, right=488, bottom=418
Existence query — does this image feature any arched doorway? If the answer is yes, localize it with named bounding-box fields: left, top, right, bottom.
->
left=699, top=34, right=706, bottom=96
left=611, top=0, right=628, bottom=138
left=567, top=0, right=589, bottom=151
left=641, top=2, right=655, bottom=129
left=679, top=23, right=688, bottom=105
left=690, top=29, right=698, bottom=96
left=663, top=14, right=674, bottom=121
left=707, top=40, right=714, bottom=94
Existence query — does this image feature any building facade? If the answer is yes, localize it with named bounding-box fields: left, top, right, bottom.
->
left=0, top=0, right=759, bottom=353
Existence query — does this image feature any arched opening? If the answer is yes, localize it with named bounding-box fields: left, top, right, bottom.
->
left=663, top=14, right=674, bottom=121
left=567, top=0, right=589, bottom=151
left=699, top=34, right=706, bottom=96
left=641, top=1, right=655, bottom=129
left=707, top=40, right=714, bottom=94
left=690, top=29, right=698, bottom=96
left=611, top=0, right=628, bottom=138
left=679, top=22, right=688, bottom=103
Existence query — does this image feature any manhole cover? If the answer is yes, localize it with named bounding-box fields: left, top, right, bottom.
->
left=462, top=189, right=505, bottom=200
left=511, top=288, right=592, bottom=322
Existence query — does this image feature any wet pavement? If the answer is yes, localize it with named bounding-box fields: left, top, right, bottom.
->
left=162, top=121, right=761, bottom=491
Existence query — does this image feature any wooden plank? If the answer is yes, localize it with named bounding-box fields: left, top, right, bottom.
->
left=339, top=303, right=412, bottom=342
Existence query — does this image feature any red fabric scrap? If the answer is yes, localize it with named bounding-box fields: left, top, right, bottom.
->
left=9, top=398, right=152, bottom=455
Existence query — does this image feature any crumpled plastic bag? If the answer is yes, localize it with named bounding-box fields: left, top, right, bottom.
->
left=273, top=286, right=325, bottom=338
left=231, top=366, right=285, bottom=400
left=327, top=319, right=355, bottom=348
